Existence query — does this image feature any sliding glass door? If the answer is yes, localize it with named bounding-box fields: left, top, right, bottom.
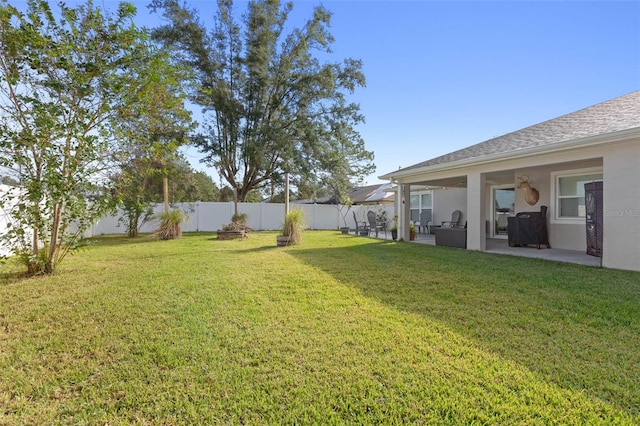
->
left=492, top=185, right=515, bottom=238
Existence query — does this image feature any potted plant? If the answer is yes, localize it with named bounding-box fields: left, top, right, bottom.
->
left=409, top=222, right=417, bottom=241
left=277, top=209, right=305, bottom=246
left=217, top=213, right=249, bottom=240
left=154, top=210, right=188, bottom=240
left=390, top=214, right=398, bottom=240
left=337, top=198, right=353, bottom=234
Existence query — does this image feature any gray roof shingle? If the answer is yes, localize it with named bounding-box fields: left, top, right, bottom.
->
left=398, top=90, right=640, bottom=173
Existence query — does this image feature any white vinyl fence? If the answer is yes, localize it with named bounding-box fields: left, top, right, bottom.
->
left=86, top=202, right=395, bottom=236
left=0, top=184, right=34, bottom=258
left=1, top=192, right=394, bottom=256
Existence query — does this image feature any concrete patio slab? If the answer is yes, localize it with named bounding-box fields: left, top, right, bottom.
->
left=359, top=231, right=601, bottom=267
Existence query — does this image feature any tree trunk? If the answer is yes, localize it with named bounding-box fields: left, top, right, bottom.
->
left=163, top=176, right=169, bottom=214
left=47, top=203, right=63, bottom=274
left=233, top=186, right=239, bottom=217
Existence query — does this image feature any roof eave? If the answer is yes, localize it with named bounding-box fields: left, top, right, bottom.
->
left=379, top=127, right=640, bottom=181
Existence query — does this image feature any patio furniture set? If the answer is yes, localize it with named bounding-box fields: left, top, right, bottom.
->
left=354, top=207, right=550, bottom=251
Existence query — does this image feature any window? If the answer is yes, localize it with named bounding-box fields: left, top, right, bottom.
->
left=410, top=191, right=433, bottom=223
left=551, top=168, right=602, bottom=223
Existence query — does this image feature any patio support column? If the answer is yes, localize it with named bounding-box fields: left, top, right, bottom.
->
left=466, top=171, right=487, bottom=251
left=400, top=183, right=411, bottom=241
left=602, top=148, right=640, bottom=271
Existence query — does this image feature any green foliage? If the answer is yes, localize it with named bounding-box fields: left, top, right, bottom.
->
left=187, top=171, right=221, bottom=202
left=409, top=222, right=417, bottom=237
left=1, top=232, right=639, bottom=423
left=0, top=175, right=18, bottom=186
left=154, top=209, right=187, bottom=240
left=150, top=0, right=375, bottom=202
left=0, top=0, right=172, bottom=273
left=390, top=214, right=398, bottom=231
left=13, top=245, right=50, bottom=276
left=112, top=157, right=220, bottom=237
left=295, top=178, right=333, bottom=201
left=110, top=45, right=195, bottom=236
left=281, top=209, right=305, bottom=244
left=231, top=213, right=247, bottom=224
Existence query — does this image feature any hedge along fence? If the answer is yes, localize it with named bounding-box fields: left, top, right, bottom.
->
left=85, top=202, right=396, bottom=237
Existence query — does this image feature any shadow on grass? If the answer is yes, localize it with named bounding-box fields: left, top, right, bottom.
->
left=290, top=240, right=640, bottom=417
left=0, top=269, right=29, bottom=286
left=85, top=234, right=160, bottom=248
left=87, top=232, right=220, bottom=247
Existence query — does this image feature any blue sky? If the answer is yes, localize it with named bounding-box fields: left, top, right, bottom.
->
left=41, top=0, right=640, bottom=186
left=299, top=0, right=640, bottom=184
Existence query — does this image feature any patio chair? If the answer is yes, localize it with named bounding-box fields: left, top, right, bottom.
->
left=367, top=210, right=387, bottom=238
left=442, top=210, right=462, bottom=228
left=418, top=209, right=432, bottom=234
left=353, top=211, right=369, bottom=236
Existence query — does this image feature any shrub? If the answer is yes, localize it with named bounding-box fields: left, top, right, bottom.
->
left=281, top=210, right=306, bottom=245
left=221, top=213, right=250, bottom=233
left=231, top=213, right=247, bottom=224
left=155, top=210, right=187, bottom=240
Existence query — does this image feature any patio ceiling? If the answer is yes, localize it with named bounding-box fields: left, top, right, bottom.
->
left=404, top=169, right=516, bottom=189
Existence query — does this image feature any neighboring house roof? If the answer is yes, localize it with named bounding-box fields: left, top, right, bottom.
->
left=381, top=90, right=640, bottom=179
left=349, top=183, right=395, bottom=204
left=293, top=183, right=395, bottom=205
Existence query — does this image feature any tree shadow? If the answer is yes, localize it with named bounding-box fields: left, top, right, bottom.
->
left=84, top=234, right=161, bottom=247
left=289, top=242, right=640, bottom=417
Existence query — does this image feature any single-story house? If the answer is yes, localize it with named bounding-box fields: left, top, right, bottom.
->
left=380, top=90, right=640, bottom=272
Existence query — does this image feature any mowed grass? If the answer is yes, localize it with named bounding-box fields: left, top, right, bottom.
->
left=1, top=231, right=639, bottom=424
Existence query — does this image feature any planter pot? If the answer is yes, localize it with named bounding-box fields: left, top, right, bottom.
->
left=277, top=235, right=292, bottom=246
left=359, top=229, right=369, bottom=236
left=217, top=230, right=246, bottom=240
left=391, top=229, right=397, bottom=240
left=410, top=232, right=417, bottom=241
left=340, top=227, right=350, bottom=234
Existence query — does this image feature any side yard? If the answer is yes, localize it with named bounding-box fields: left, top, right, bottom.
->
left=0, top=231, right=638, bottom=424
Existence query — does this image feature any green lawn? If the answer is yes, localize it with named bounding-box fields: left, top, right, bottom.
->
left=1, top=231, right=639, bottom=424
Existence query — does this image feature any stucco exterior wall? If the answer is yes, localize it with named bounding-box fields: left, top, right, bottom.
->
left=432, top=187, right=466, bottom=226
left=394, top=139, right=640, bottom=268
left=512, top=158, right=603, bottom=252
left=602, top=139, right=640, bottom=271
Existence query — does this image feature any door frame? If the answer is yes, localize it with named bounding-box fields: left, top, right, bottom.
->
left=490, top=183, right=515, bottom=239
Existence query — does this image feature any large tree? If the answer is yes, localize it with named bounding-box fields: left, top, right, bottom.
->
left=0, top=0, right=178, bottom=273
left=150, top=0, right=375, bottom=205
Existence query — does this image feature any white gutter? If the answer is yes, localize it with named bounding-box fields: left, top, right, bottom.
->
left=379, top=126, right=640, bottom=181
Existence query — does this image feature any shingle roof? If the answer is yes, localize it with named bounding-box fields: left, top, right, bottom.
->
left=398, top=90, right=640, bottom=173
left=292, top=183, right=395, bottom=205
left=348, top=183, right=394, bottom=204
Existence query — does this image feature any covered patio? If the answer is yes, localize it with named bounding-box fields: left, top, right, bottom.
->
left=379, top=92, right=640, bottom=271
left=363, top=231, right=601, bottom=267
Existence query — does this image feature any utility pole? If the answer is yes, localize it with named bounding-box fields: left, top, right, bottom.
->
left=285, top=172, right=290, bottom=216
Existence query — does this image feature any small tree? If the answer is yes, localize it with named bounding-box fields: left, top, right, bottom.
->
left=0, top=0, right=177, bottom=273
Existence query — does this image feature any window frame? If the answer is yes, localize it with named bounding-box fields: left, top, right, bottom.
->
left=410, top=191, right=433, bottom=224
left=550, top=167, right=603, bottom=224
